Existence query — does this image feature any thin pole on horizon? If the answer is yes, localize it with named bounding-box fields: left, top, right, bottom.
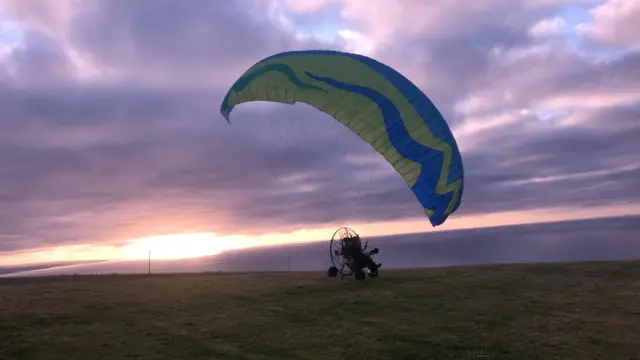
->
left=288, top=255, right=291, bottom=272
left=148, top=249, right=151, bottom=275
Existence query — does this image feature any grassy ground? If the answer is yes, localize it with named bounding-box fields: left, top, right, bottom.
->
left=1, top=261, right=639, bottom=360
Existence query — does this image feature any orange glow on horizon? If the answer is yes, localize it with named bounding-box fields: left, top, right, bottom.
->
left=1, top=203, right=639, bottom=267
left=119, top=232, right=251, bottom=260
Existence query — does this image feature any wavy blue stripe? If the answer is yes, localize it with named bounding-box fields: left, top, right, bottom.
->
left=220, top=63, right=326, bottom=119
left=261, top=50, right=463, bottom=188
left=304, top=71, right=453, bottom=225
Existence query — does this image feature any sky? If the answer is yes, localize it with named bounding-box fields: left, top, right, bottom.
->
left=0, top=0, right=638, bottom=266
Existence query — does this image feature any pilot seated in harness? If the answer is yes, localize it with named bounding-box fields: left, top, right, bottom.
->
left=341, top=235, right=381, bottom=273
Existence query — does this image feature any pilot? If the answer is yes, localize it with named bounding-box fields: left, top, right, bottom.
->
left=342, top=235, right=381, bottom=271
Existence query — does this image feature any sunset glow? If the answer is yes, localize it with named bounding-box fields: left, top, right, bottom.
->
left=119, top=233, right=243, bottom=260
left=2, top=202, right=639, bottom=268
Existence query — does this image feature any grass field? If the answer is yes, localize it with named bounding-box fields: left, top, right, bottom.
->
left=1, top=261, right=640, bottom=359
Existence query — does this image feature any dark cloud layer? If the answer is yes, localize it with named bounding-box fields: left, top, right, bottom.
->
left=0, top=0, right=638, bottom=254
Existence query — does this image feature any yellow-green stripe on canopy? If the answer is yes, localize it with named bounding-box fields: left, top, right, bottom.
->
left=221, top=50, right=464, bottom=226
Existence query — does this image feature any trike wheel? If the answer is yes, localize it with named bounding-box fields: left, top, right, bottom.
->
left=327, top=266, right=338, bottom=277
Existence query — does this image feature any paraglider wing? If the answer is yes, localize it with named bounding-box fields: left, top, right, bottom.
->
left=220, top=50, right=464, bottom=227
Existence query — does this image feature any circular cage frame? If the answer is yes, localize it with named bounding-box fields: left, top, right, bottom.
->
left=329, top=226, right=361, bottom=277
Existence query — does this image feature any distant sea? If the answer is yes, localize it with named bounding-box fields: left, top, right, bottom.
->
left=2, top=215, right=639, bottom=277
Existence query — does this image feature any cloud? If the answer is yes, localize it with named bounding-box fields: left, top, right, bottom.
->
left=459, top=105, right=640, bottom=214
left=529, top=16, right=566, bottom=37
left=0, top=0, right=79, bottom=39
left=335, top=0, right=581, bottom=45
left=284, top=0, right=330, bottom=14
left=0, top=0, right=638, bottom=256
left=576, top=0, right=640, bottom=50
